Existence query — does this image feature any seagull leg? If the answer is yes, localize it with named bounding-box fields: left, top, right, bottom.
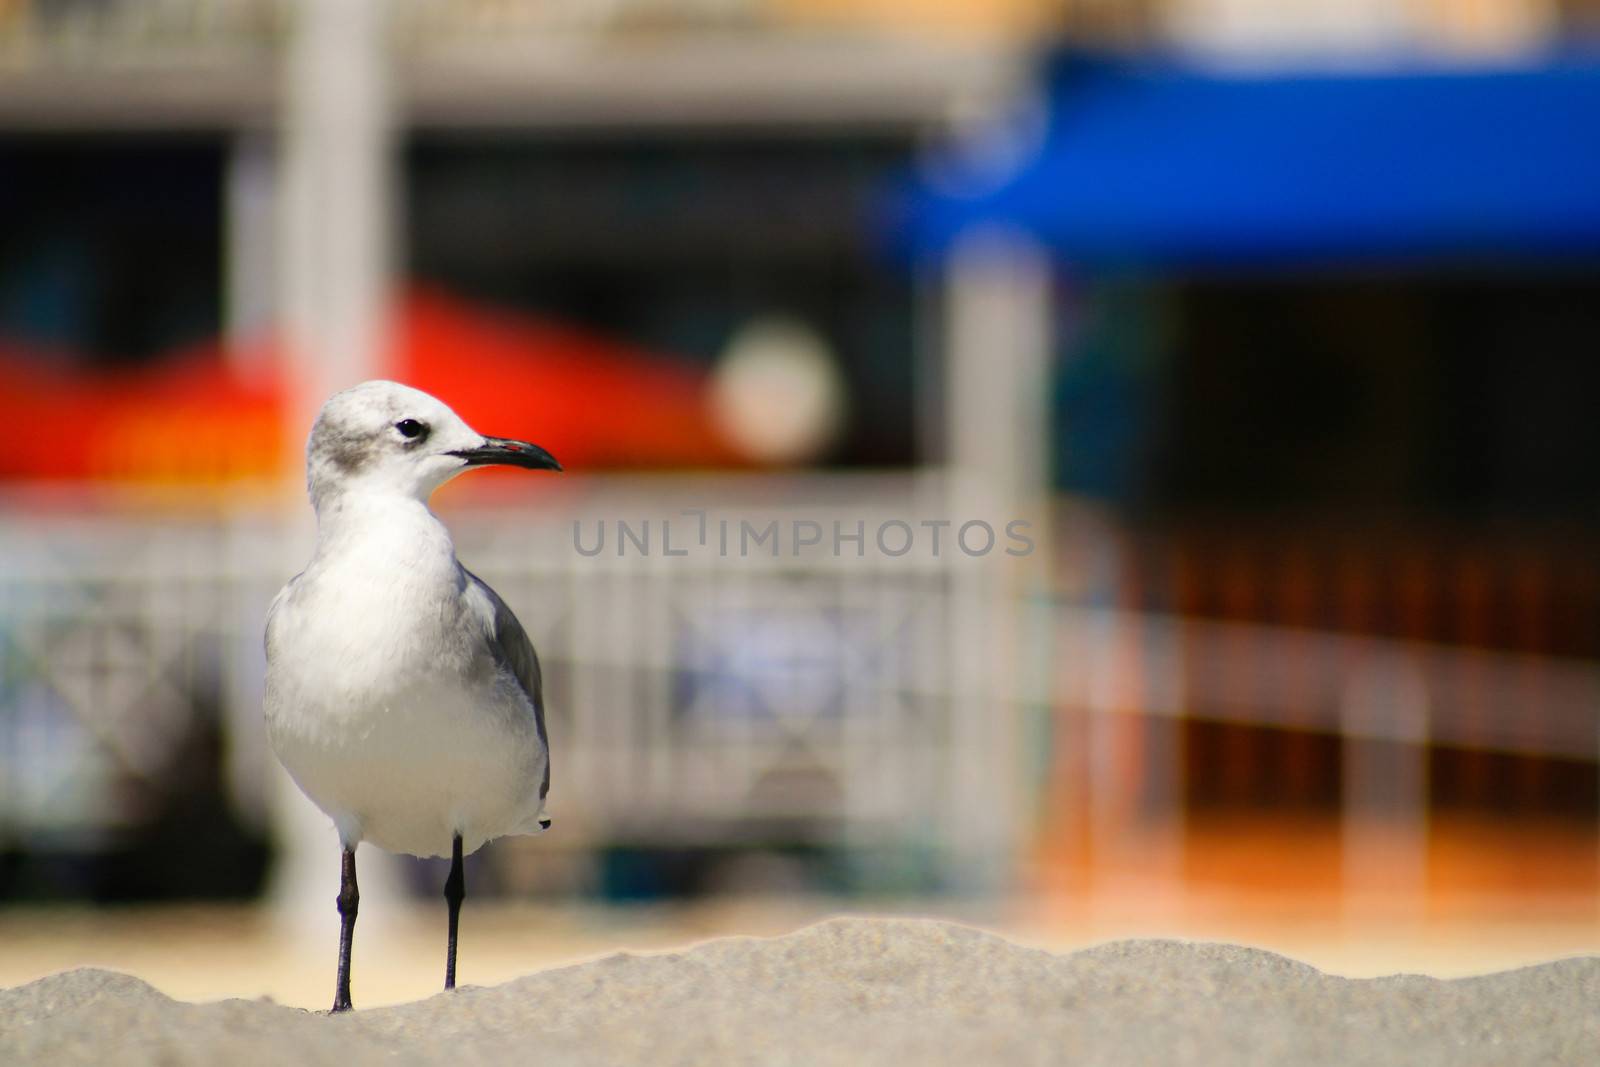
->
left=444, top=833, right=464, bottom=990
left=332, top=846, right=359, bottom=1013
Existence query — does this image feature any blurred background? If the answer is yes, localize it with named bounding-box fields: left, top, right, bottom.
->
left=4, top=0, right=1600, bottom=1007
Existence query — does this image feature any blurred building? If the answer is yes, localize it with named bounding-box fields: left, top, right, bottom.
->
left=901, top=49, right=1600, bottom=915
left=0, top=0, right=1028, bottom=906
left=1, top=0, right=1599, bottom=935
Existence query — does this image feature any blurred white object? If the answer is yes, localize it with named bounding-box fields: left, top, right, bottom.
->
left=280, top=0, right=395, bottom=437
left=711, top=317, right=846, bottom=465
left=1165, top=0, right=1556, bottom=60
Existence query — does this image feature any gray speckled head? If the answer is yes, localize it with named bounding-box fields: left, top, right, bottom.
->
left=305, top=381, right=488, bottom=510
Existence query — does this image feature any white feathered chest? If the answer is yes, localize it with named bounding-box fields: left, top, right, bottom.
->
left=264, top=495, right=547, bottom=856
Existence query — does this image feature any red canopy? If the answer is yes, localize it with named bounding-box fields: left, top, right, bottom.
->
left=0, top=287, right=739, bottom=486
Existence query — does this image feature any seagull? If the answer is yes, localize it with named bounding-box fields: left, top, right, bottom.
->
left=264, top=380, right=561, bottom=1013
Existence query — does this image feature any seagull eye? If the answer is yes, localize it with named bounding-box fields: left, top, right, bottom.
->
left=395, top=419, right=428, bottom=441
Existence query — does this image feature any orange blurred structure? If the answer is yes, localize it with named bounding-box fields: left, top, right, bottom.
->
left=1, top=287, right=738, bottom=487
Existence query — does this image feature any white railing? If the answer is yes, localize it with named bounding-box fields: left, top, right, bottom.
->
left=0, top=473, right=1024, bottom=892
left=5, top=485, right=1597, bottom=901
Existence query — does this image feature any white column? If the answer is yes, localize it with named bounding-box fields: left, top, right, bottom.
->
left=224, top=134, right=278, bottom=383
left=942, top=226, right=1052, bottom=892
left=1341, top=658, right=1429, bottom=919
left=945, top=226, right=1051, bottom=515
left=278, top=0, right=395, bottom=436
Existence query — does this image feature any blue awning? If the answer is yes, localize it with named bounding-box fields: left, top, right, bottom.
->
left=895, top=55, right=1600, bottom=268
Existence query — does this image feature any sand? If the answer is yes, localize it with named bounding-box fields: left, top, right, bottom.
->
left=2, top=917, right=1596, bottom=1066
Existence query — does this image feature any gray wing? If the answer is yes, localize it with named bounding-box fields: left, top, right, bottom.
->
left=463, top=567, right=550, bottom=799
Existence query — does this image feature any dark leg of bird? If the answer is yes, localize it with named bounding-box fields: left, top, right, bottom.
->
left=333, top=846, right=359, bottom=1013
left=444, top=833, right=464, bottom=991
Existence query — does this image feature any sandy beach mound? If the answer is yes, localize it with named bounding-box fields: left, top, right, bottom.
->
left=3, top=917, right=1596, bottom=1065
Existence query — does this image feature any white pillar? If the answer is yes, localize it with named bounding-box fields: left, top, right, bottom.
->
left=1341, top=658, right=1429, bottom=919
left=278, top=0, right=395, bottom=436
left=942, top=226, right=1052, bottom=892
left=224, top=134, right=278, bottom=384
left=945, top=226, right=1051, bottom=514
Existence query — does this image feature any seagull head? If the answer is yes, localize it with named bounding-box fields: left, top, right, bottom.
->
left=306, top=380, right=561, bottom=508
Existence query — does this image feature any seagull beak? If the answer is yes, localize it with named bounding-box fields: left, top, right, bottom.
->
left=447, top=437, right=563, bottom=472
